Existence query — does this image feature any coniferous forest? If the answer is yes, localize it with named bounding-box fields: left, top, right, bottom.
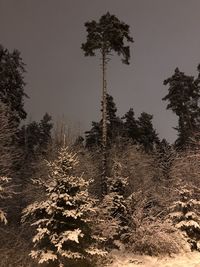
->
left=2, top=9, right=200, bottom=267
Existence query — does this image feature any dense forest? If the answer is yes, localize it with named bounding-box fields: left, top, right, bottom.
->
left=1, top=12, right=200, bottom=267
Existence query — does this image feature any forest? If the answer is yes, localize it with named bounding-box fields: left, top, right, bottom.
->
left=1, top=12, right=200, bottom=267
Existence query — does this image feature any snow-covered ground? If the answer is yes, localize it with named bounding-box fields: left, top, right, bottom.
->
left=107, top=251, right=200, bottom=267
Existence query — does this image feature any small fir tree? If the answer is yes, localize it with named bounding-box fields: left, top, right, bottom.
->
left=169, top=184, right=200, bottom=250
left=98, top=161, right=130, bottom=248
left=22, top=146, right=105, bottom=267
left=154, top=139, right=176, bottom=183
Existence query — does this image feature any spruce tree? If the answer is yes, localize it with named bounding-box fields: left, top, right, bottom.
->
left=85, top=121, right=102, bottom=149
left=0, top=45, right=27, bottom=126
left=137, top=112, right=160, bottom=152
left=106, top=94, right=123, bottom=144
left=122, top=107, right=139, bottom=143
left=18, top=113, right=53, bottom=160
left=169, top=185, right=200, bottom=250
left=85, top=94, right=123, bottom=148
left=98, top=161, right=130, bottom=248
left=163, top=67, right=200, bottom=148
left=0, top=101, right=26, bottom=223
left=22, top=146, right=105, bottom=267
left=155, top=139, right=176, bottom=181
left=0, top=46, right=28, bottom=216
left=39, top=113, right=53, bottom=154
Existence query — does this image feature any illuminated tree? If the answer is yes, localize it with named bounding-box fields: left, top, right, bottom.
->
left=22, top=147, right=105, bottom=266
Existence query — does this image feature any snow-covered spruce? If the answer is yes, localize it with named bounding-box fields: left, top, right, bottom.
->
left=169, top=185, right=200, bottom=250
left=97, top=161, right=130, bottom=249
left=22, top=147, right=106, bottom=266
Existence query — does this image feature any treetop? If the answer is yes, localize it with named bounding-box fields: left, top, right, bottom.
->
left=81, top=12, right=133, bottom=64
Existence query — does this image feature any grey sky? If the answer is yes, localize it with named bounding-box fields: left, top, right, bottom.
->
left=1, top=0, right=200, bottom=143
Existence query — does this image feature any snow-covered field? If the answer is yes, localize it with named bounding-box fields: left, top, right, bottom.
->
left=107, top=251, right=200, bottom=267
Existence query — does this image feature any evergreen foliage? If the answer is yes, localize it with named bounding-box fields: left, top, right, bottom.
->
left=98, top=161, right=130, bottom=248
left=0, top=101, right=19, bottom=177
left=86, top=101, right=160, bottom=153
left=154, top=139, right=176, bottom=181
left=39, top=113, right=53, bottom=153
left=122, top=108, right=138, bottom=143
left=0, top=101, right=19, bottom=222
left=137, top=112, right=160, bottom=152
left=82, top=12, right=133, bottom=196
left=169, top=185, right=200, bottom=251
left=105, top=94, right=123, bottom=144
left=85, top=94, right=123, bottom=148
left=18, top=113, right=53, bottom=159
left=81, top=12, right=133, bottom=64
left=85, top=121, right=102, bottom=148
left=0, top=45, right=27, bottom=125
left=22, top=146, right=105, bottom=266
left=163, top=67, right=200, bottom=148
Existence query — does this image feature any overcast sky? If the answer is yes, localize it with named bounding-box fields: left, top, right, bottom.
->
left=1, top=0, right=200, bottom=143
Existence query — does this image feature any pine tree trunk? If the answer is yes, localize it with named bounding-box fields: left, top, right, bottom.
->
left=101, top=51, right=107, bottom=196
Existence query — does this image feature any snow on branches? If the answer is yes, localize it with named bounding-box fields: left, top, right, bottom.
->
left=169, top=185, right=200, bottom=251
left=97, top=161, right=131, bottom=249
left=22, top=146, right=106, bottom=266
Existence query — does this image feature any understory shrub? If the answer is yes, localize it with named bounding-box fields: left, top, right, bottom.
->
left=128, top=219, right=189, bottom=256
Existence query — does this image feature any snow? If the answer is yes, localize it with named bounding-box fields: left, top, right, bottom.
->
left=30, top=250, right=57, bottom=263
left=59, top=229, right=83, bottom=244
left=176, top=220, right=200, bottom=229
left=0, top=209, right=7, bottom=224
left=33, top=227, right=50, bottom=243
left=107, top=251, right=200, bottom=267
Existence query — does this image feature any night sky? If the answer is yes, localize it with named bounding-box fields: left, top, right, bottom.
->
left=1, top=0, right=200, bottom=143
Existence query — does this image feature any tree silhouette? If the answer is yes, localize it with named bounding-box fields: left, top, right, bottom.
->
left=137, top=112, right=160, bottom=152
left=0, top=45, right=27, bottom=126
left=122, top=107, right=139, bottom=143
left=163, top=67, right=200, bottom=148
left=82, top=12, right=133, bottom=196
left=85, top=94, right=123, bottom=149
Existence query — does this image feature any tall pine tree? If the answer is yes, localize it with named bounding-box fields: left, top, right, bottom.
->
left=82, top=12, right=133, bottom=196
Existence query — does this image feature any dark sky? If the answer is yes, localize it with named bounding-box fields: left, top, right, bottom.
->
left=1, top=0, right=200, bottom=143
